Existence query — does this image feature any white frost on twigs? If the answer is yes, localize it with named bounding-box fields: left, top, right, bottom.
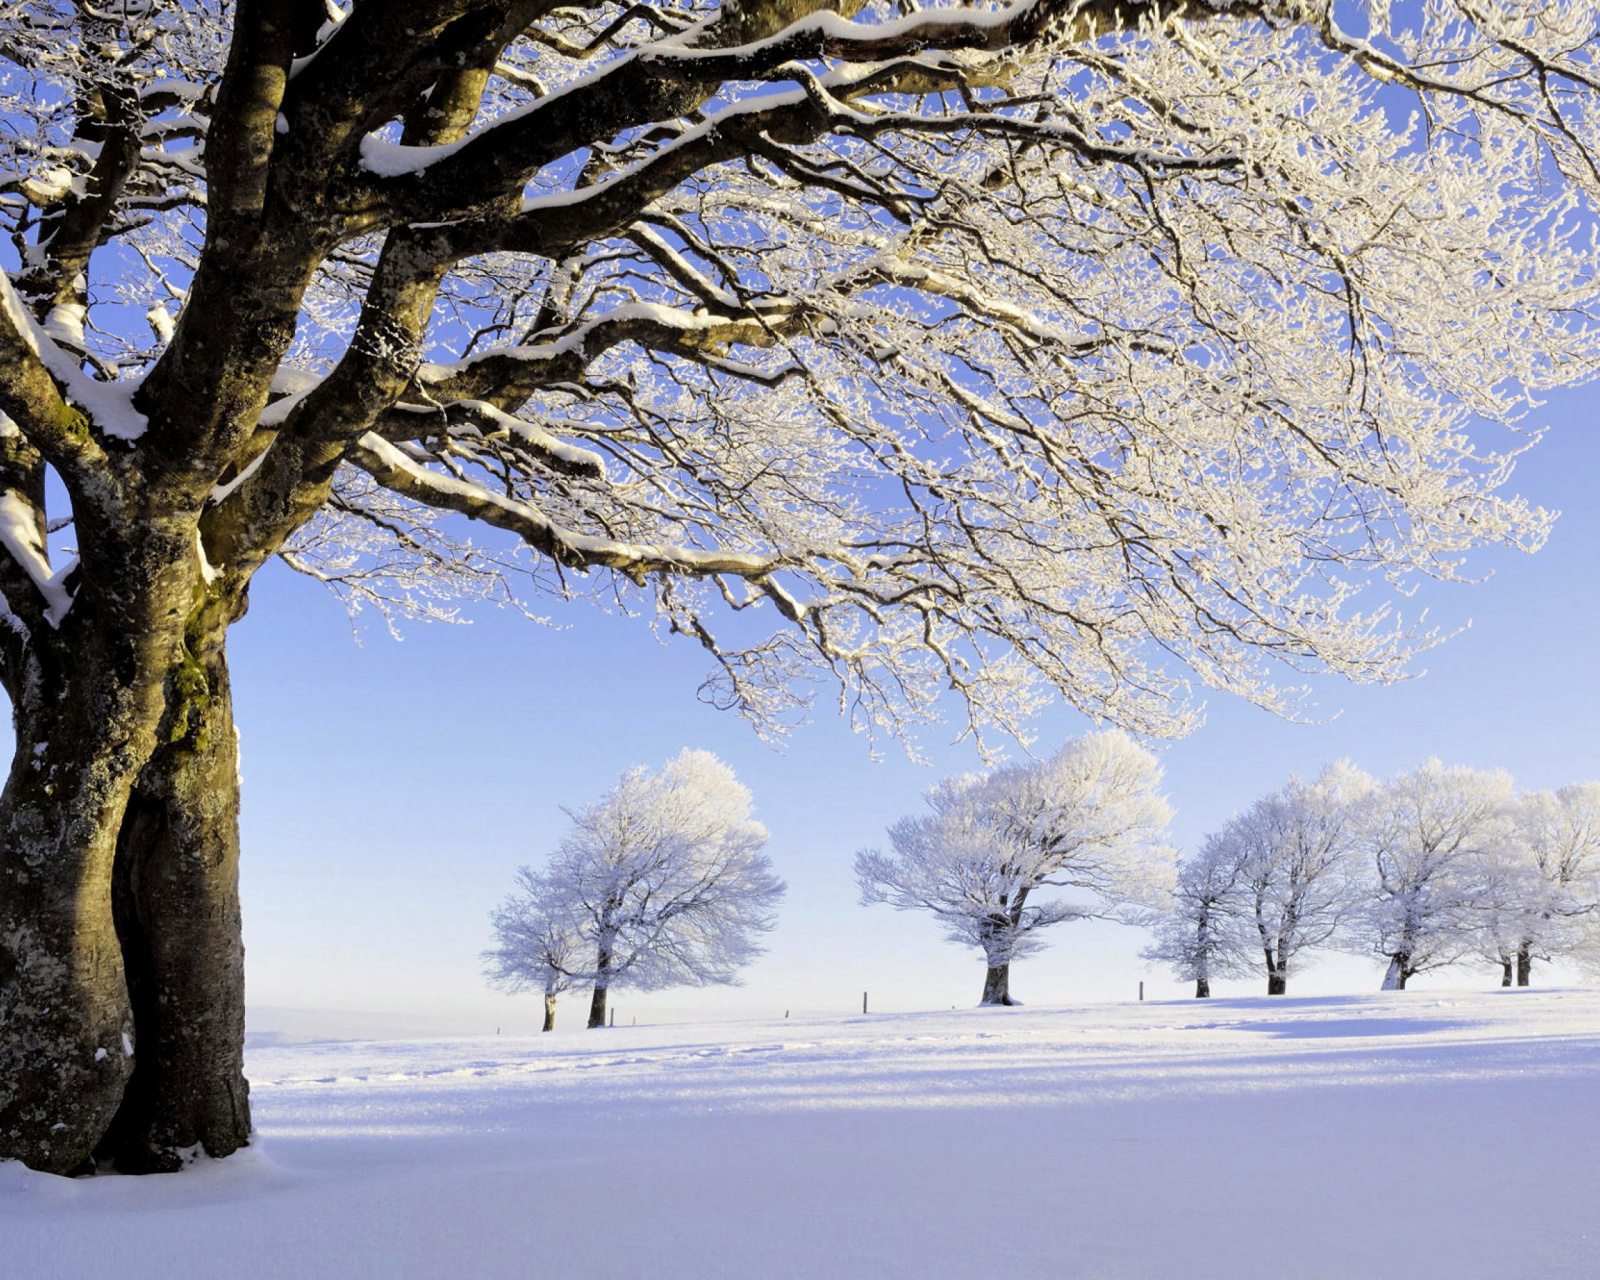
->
left=0, top=492, right=75, bottom=627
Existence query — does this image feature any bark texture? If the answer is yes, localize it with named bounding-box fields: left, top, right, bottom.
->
left=1195, top=977, right=1210, bottom=998
left=587, top=985, right=608, bottom=1029
left=0, top=737, right=136, bottom=1175
left=97, top=636, right=250, bottom=1172
left=0, top=507, right=201, bottom=1173
left=543, top=993, right=556, bottom=1033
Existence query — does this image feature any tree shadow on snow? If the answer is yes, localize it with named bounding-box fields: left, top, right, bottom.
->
left=1231, top=1018, right=1474, bottom=1039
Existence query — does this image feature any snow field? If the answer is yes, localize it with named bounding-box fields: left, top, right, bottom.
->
left=3, top=989, right=1597, bottom=1279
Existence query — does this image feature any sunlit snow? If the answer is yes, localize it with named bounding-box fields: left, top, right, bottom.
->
left=4, top=989, right=1596, bottom=1279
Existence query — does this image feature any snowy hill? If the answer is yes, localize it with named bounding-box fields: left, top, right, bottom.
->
left=5, top=989, right=1598, bottom=1279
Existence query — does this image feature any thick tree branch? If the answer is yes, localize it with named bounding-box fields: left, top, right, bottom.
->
left=346, top=430, right=785, bottom=585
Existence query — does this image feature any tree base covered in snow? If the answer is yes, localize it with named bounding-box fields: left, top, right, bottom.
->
left=3, top=990, right=1597, bottom=1279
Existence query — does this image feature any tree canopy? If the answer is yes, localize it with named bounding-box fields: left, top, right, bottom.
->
left=2, top=0, right=1593, bottom=743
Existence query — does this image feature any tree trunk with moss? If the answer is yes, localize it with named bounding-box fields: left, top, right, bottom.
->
left=96, top=625, right=250, bottom=1172
left=0, top=495, right=207, bottom=1173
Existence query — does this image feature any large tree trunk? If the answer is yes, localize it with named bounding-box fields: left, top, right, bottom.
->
left=1267, top=968, right=1287, bottom=996
left=1195, top=977, right=1210, bottom=998
left=95, top=634, right=249, bottom=1172
left=1381, top=956, right=1409, bottom=990
left=0, top=502, right=247, bottom=1174
left=981, top=964, right=1017, bottom=1006
left=587, top=985, right=608, bottom=1029
left=0, top=591, right=188, bottom=1173
left=1516, top=941, right=1532, bottom=987
left=1500, top=954, right=1513, bottom=987
left=0, top=725, right=137, bottom=1175
left=543, top=993, right=557, bottom=1033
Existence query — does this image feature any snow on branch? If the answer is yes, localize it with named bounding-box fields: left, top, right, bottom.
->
left=2, top=0, right=1597, bottom=751
left=346, top=430, right=786, bottom=584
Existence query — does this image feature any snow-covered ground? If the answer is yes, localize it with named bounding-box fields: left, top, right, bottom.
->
left=5, top=989, right=1598, bottom=1279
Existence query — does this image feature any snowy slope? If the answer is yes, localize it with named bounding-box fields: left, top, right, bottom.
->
left=4, top=989, right=1598, bottom=1279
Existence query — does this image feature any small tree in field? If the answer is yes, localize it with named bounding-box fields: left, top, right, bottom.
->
left=498, top=750, right=784, bottom=1028
left=1356, top=760, right=1517, bottom=990
left=857, top=731, right=1174, bottom=1006
left=1142, top=832, right=1252, bottom=998
left=484, top=889, right=586, bottom=1031
left=1465, top=830, right=1543, bottom=987
left=1232, top=763, right=1373, bottom=995
left=1508, top=784, right=1600, bottom=985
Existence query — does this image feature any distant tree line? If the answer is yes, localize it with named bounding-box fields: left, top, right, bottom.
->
left=856, top=736, right=1600, bottom=1004
left=1143, top=762, right=1600, bottom=996
left=490, top=739, right=1600, bottom=1023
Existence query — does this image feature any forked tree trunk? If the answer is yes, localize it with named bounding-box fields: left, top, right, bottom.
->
left=96, top=633, right=249, bottom=1172
left=1516, top=941, right=1532, bottom=987
left=981, top=964, right=1017, bottom=1006
left=543, top=993, right=557, bottom=1033
left=1262, top=942, right=1288, bottom=995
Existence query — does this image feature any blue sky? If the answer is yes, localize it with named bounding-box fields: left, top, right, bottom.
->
left=213, top=382, right=1600, bottom=1036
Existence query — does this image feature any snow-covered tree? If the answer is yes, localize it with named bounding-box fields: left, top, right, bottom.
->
left=1461, top=828, right=1542, bottom=988
left=1232, top=763, right=1374, bottom=995
left=858, top=731, right=1174, bottom=1005
left=1355, top=761, right=1518, bottom=990
left=1145, top=762, right=1370, bottom=995
left=502, top=750, right=784, bottom=1029
left=1507, top=784, right=1600, bottom=985
left=484, top=884, right=587, bottom=1031
left=1, top=0, right=1598, bottom=1173
left=1142, top=831, right=1252, bottom=998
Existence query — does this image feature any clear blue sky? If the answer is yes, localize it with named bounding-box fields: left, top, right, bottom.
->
left=202, top=383, right=1600, bottom=1035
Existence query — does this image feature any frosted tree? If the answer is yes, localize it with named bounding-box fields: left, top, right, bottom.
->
left=858, top=731, right=1174, bottom=1005
left=1232, top=763, right=1374, bottom=995
left=484, top=884, right=587, bottom=1031
left=1464, top=828, right=1543, bottom=988
left=1141, top=831, right=1252, bottom=998
left=1356, top=761, right=1518, bottom=990
left=1, top=0, right=1598, bottom=1173
left=504, top=750, right=784, bottom=1029
left=1507, top=784, right=1600, bottom=985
